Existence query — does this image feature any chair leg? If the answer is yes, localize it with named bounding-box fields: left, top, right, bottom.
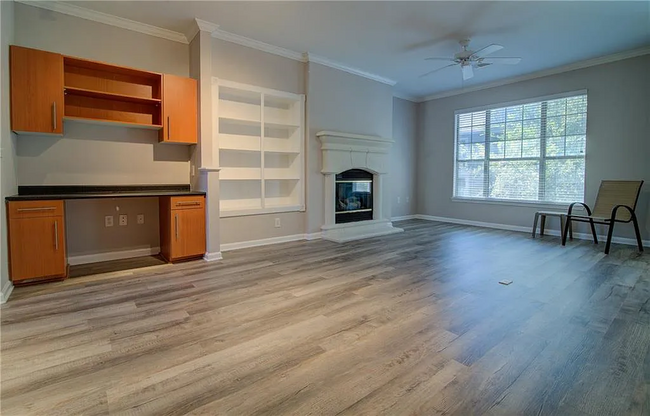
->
left=631, top=212, right=644, bottom=252
left=569, top=220, right=573, bottom=240
left=589, top=219, right=598, bottom=244
left=532, top=213, right=539, bottom=238
left=605, top=222, right=616, bottom=254
left=560, top=215, right=566, bottom=242
left=562, top=217, right=571, bottom=246
left=540, top=215, right=546, bottom=236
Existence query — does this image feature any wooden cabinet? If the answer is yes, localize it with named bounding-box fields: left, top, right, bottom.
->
left=159, top=196, right=205, bottom=261
left=160, top=74, right=198, bottom=144
left=9, top=45, right=197, bottom=142
left=7, top=201, right=67, bottom=283
left=10, top=45, right=64, bottom=135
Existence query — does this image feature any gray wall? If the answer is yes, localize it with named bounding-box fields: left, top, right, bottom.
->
left=65, top=198, right=160, bottom=258
left=13, top=3, right=192, bottom=257
left=1, top=0, right=16, bottom=298
left=391, top=97, right=418, bottom=218
left=418, top=54, right=650, bottom=240
left=212, top=38, right=307, bottom=244
left=306, top=62, right=394, bottom=234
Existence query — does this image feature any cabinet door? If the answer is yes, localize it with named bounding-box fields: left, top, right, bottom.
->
left=171, top=209, right=206, bottom=260
left=10, top=45, right=64, bottom=134
left=160, top=74, right=198, bottom=144
left=9, top=217, right=66, bottom=282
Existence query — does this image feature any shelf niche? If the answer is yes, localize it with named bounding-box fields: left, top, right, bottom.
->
left=215, top=79, right=305, bottom=217
left=63, top=56, right=163, bottom=129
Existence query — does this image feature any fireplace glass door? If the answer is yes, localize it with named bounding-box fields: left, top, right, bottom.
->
left=335, top=169, right=373, bottom=224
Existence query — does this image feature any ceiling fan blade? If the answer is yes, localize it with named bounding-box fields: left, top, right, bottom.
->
left=472, top=44, right=504, bottom=58
left=462, top=65, right=474, bottom=80
left=424, top=57, right=456, bottom=61
left=481, top=57, right=522, bottom=65
left=419, top=63, right=457, bottom=78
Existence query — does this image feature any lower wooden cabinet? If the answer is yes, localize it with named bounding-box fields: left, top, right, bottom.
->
left=159, top=196, right=206, bottom=262
left=7, top=200, right=67, bottom=283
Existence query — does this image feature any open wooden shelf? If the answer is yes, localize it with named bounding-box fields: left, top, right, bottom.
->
left=64, top=86, right=162, bottom=105
left=63, top=116, right=162, bottom=130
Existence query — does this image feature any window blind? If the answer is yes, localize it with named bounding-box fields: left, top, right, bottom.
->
left=454, top=94, right=587, bottom=204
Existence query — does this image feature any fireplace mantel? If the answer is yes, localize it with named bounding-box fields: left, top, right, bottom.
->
left=316, top=131, right=403, bottom=243
left=316, top=131, right=393, bottom=175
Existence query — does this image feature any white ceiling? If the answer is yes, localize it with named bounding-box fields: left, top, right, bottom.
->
left=65, top=1, right=650, bottom=99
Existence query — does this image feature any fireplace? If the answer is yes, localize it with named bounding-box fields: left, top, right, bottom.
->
left=316, top=131, right=403, bottom=243
left=336, top=169, right=373, bottom=224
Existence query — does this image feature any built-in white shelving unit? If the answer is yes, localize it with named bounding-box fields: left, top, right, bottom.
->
left=215, top=79, right=305, bottom=217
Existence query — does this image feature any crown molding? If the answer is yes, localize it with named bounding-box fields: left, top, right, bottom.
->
left=392, top=92, right=419, bottom=103
left=306, top=53, right=397, bottom=86
left=17, top=0, right=188, bottom=44
left=185, top=18, right=220, bottom=43
left=211, top=27, right=305, bottom=62
left=418, top=45, right=650, bottom=103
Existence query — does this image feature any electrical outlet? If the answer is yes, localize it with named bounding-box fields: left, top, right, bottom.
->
left=137, top=214, right=145, bottom=225
left=274, top=218, right=281, bottom=228
left=105, top=216, right=114, bottom=227
left=119, top=214, right=128, bottom=226
left=397, top=196, right=401, bottom=204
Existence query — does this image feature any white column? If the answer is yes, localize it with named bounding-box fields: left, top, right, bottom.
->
left=323, top=173, right=336, bottom=226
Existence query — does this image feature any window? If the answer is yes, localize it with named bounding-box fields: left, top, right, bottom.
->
left=454, top=92, right=587, bottom=204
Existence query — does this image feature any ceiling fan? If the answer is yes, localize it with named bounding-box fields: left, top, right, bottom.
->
left=421, top=39, right=521, bottom=80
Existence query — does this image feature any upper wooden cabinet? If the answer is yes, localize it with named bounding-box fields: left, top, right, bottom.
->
left=160, top=74, right=198, bottom=144
left=9, top=45, right=197, bottom=144
left=10, top=45, right=64, bottom=135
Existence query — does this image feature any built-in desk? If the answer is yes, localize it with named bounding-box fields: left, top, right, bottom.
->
left=5, top=185, right=206, bottom=285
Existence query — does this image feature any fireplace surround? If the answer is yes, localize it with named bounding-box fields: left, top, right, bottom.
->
left=317, top=131, right=403, bottom=243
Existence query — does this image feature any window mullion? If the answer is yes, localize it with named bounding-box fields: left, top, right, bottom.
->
left=483, top=110, right=490, bottom=198
left=539, top=102, right=548, bottom=201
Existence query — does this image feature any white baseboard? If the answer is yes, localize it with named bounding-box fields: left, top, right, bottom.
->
left=305, top=232, right=322, bottom=241
left=221, top=233, right=311, bottom=252
left=68, top=247, right=161, bottom=266
left=415, top=214, right=649, bottom=247
left=1, top=280, right=14, bottom=304
left=203, top=251, right=223, bottom=262
left=391, top=215, right=417, bottom=222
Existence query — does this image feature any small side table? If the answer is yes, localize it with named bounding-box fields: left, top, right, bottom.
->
left=532, top=211, right=573, bottom=242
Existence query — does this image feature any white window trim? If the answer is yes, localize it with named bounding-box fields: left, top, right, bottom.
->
left=453, top=89, right=588, bottom=116
left=452, top=90, right=588, bottom=205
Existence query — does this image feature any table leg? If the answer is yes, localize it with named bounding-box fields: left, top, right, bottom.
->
left=540, top=215, right=546, bottom=236
left=532, top=213, right=539, bottom=238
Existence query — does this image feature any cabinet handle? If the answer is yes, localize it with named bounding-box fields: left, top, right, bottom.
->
left=52, top=102, right=57, bottom=131
left=167, top=116, right=170, bottom=140
left=54, top=220, right=59, bottom=251
left=175, top=213, right=179, bottom=241
left=176, top=201, right=201, bottom=206
left=17, top=207, right=57, bottom=212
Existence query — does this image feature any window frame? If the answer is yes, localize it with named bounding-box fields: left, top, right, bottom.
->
left=452, top=90, right=588, bottom=206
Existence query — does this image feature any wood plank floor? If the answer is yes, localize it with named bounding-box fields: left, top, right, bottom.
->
left=1, top=219, right=649, bottom=415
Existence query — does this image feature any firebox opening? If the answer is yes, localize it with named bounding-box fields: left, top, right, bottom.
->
left=335, top=169, right=373, bottom=224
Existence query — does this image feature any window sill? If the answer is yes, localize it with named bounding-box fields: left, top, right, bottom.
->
left=451, top=196, right=576, bottom=210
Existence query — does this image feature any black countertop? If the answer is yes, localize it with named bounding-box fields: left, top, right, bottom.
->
left=5, top=185, right=205, bottom=201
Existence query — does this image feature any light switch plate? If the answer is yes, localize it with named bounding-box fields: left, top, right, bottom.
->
left=137, top=214, right=145, bottom=225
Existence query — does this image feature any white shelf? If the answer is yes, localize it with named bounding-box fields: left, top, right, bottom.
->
left=220, top=134, right=260, bottom=152
left=220, top=100, right=260, bottom=123
left=220, top=168, right=261, bottom=180
left=214, top=78, right=305, bottom=217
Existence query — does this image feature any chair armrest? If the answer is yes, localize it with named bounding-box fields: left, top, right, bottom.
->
left=610, top=204, right=635, bottom=223
left=568, top=202, right=592, bottom=216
